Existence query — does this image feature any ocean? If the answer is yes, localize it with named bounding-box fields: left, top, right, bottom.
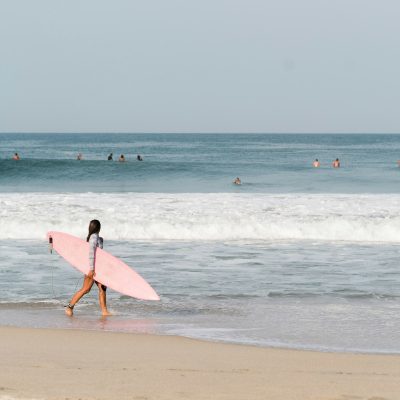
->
left=1, top=133, right=400, bottom=353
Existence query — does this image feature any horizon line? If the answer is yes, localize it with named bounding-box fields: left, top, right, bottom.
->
left=1, top=131, right=400, bottom=135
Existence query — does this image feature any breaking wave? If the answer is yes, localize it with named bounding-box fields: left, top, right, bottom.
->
left=1, top=193, right=400, bottom=242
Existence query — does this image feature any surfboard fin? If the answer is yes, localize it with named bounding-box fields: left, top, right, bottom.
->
left=48, top=237, right=53, bottom=254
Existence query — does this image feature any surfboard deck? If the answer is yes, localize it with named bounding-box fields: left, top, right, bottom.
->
left=47, top=231, right=159, bottom=301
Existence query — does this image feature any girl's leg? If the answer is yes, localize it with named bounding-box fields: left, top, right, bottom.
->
left=65, top=275, right=94, bottom=316
left=96, top=282, right=112, bottom=316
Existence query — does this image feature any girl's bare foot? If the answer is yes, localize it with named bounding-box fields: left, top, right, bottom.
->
left=102, top=310, right=112, bottom=316
left=65, top=304, right=74, bottom=316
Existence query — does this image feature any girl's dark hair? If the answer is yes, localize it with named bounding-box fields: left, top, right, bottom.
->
left=87, top=219, right=101, bottom=242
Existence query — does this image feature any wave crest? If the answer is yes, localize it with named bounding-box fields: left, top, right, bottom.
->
left=1, top=193, right=400, bottom=242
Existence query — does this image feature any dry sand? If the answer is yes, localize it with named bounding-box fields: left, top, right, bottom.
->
left=0, top=326, right=399, bottom=400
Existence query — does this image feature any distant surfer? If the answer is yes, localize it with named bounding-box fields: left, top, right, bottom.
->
left=76, top=153, right=83, bottom=161
left=313, top=159, right=320, bottom=167
left=108, top=153, right=113, bottom=161
left=137, top=154, right=143, bottom=161
left=65, top=220, right=111, bottom=317
left=332, top=158, right=340, bottom=168
left=233, top=177, right=241, bottom=185
left=119, top=154, right=126, bottom=162
left=12, top=152, right=20, bottom=160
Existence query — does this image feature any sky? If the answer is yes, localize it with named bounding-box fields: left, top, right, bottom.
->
left=1, top=0, right=400, bottom=133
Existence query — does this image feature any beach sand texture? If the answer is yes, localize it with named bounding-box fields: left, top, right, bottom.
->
left=0, top=327, right=399, bottom=400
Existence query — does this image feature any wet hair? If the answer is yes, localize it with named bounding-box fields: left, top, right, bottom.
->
left=87, top=219, right=101, bottom=242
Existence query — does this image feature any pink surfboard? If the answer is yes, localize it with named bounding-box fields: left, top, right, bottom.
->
left=47, top=231, right=160, bottom=301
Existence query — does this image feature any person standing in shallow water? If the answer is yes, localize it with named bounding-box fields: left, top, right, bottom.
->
left=233, top=177, right=241, bottom=185
left=313, top=159, right=320, bottom=167
left=332, top=158, right=340, bottom=168
left=65, top=220, right=111, bottom=317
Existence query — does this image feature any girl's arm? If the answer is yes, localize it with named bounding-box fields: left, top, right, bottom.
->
left=88, top=235, right=98, bottom=272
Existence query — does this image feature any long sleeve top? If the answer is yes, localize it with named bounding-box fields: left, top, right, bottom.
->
left=88, top=233, right=103, bottom=271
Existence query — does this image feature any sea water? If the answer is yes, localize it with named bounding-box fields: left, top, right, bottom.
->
left=1, top=133, right=400, bottom=353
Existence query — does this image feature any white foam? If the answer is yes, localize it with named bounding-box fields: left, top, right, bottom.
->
left=1, top=192, right=400, bottom=242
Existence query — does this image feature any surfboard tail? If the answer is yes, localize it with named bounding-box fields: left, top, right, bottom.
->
left=146, top=292, right=160, bottom=301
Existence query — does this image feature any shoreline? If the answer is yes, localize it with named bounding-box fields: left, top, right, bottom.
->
left=1, top=301, right=400, bottom=355
left=1, top=326, right=399, bottom=400
left=2, top=320, right=400, bottom=356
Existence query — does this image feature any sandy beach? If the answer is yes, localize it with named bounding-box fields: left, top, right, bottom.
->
left=0, top=327, right=399, bottom=400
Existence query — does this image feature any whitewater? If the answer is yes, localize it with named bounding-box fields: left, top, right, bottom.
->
left=2, top=192, right=400, bottom=242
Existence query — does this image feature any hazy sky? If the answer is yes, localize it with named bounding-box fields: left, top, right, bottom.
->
left=1, top=0, right=400, bottom=133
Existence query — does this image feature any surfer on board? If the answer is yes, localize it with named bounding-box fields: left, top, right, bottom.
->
left=65, top=220, right=112, bottom=317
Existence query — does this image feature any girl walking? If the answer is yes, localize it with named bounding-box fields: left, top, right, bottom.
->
left=65, top=220, right=111, bottom=316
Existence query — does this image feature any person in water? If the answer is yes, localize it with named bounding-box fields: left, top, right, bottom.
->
left=65, top=220, right=111, bottom=317
left=108, top=153, right=113, bottom=161
left=119, top=154, right=126, bottom=162
left=313, top=159, right=320, bottom=167
left=137, top=154, right=143, bottom=161
left=332, top=158, right=340, bottom=168
left=12, top=153, right=20, bottom=160
left=76, top=153, right=83, bottom=160
left=233, top=177, right=241, bottom=185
